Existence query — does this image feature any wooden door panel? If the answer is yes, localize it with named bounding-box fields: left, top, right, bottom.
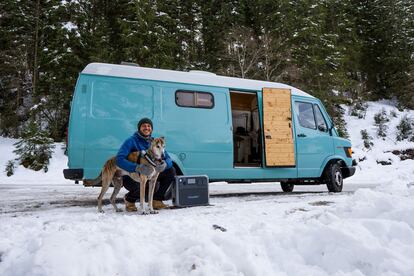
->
left=262, top=88, right=295, bottom=167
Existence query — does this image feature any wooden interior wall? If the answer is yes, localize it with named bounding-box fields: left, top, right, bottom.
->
left=230, top=92, right=256, bottom=110
left=262, top=88, right=295, bottom=167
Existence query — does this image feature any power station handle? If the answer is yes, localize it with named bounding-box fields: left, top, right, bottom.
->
left=297, top=133, right=307, bottom=137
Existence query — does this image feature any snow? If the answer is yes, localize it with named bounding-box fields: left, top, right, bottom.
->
left=344, top=100, right=414, bottom=186
left=1, top=101, right=414, bottom=275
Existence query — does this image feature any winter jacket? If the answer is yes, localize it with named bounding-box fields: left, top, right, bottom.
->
left=116, top=132, right=173, bottom=173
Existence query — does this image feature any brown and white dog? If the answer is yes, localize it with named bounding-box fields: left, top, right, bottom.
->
left=91, top=137, right=166, bottom=214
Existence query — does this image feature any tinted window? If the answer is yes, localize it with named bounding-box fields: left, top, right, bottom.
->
left=176, top=91, right=194, bottom=106
left=295, top=102, right=316, bottom=129
left=176, top=90, right=214, bottom=108
left=314, top=104, right=327, bottom=131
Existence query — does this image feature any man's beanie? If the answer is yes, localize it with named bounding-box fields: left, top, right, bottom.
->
left=137, top=117, right=153, bottom=130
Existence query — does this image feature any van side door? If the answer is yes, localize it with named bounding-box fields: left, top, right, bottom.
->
left=294, top=100, right=333, bottom=177
left=262, top=88, right=295, bottom=167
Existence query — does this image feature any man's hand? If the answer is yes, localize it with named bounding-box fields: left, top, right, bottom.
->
left=155, top=161, right=167, bottom=173
left=136, top=164, right=152, bottom=176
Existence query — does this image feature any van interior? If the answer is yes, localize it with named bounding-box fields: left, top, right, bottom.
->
left=230, top=91, right=262, bottom=167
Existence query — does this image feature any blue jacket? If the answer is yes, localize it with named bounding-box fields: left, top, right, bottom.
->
left=116, top=132, right=173, bottom=173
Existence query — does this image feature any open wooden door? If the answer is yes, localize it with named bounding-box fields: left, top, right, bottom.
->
left=262, top=88, right=295, bottom=167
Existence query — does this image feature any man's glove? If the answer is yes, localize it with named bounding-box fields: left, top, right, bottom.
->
left=155, top=161, right=167, bottom=173
left=136, top=164, right=152, bottom=176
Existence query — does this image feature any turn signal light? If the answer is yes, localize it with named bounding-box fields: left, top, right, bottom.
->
left=344, top=147, right=353, bottom=158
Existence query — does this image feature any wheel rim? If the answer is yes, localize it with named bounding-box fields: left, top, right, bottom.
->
left=334, top=171, right=343, bottom=186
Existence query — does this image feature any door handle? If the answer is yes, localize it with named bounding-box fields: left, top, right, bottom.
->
left=297, top=133, right=307, bottom=137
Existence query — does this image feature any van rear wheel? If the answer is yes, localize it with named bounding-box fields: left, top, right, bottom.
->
left=281, top=182, right=294, bottom=192
left=325, top=162, right=343, bottom=192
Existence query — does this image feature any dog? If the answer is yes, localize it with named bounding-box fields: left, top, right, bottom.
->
left=90, top=137, right=166, bottom=214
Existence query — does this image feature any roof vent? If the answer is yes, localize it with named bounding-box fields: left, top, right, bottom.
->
left=121, top=62, right=140, bottom=67
left=188, top=70, right=216, bottom=76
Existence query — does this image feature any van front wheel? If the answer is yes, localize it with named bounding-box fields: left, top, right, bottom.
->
left=281, top=182, right=294, bottom=192
left=325, top=163, right=343, bottom=192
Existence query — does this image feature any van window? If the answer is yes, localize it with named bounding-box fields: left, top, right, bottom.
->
left=295, top=102, right=316, bottom=129
left=314, top=104, right=327, bottom=131
left=176, top=90, right=214, bottom=108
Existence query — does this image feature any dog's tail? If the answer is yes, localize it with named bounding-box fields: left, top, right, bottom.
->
left=83, top=173, right=102, bottom=186
left=83, top=153, right=139, bottom=187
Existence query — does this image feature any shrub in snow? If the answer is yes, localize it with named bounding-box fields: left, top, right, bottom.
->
left=373, top=108, right=389, bottom=138
left=376, top=159, right=392, bottom=165
left=350, top=101, right=368, bottom=119
left=13, top=121, right=55, bottom=172
left=396, top=115, right=413, bottom=141
left=360, top=129, right=373, bottom=149
left=4, top=160, right=16, bottom=177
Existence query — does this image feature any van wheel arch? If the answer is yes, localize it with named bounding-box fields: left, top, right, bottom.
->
left=173, top=162, right=183, bottom=176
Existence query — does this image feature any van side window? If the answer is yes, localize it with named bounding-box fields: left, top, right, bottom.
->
left=295, top=102, right=316, bottom=129
left=176, top=90, right=214, bottom=108
left=314, top=104, right=327, bottom=132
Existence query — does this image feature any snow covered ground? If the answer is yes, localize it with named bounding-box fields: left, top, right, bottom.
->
left=1, top=101, right=414, bottom=276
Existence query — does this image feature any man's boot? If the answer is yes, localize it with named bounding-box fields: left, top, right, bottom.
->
left=124, top=197, right=138, bottom=212
left=152, top=200, right=169, bottom=210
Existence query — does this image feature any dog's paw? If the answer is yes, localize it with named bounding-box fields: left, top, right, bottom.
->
left=140, top=210, right=149, bottom=215
left=149, top=210, right=159, bottom=214
left=115, top=208, right=123, bottom=213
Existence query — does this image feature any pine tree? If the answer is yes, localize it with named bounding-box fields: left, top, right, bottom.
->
left=361, top=129, right=374, bottom=149
left=396, top=115, right=413, bottom=141
left=198, top=0, right=235, bottom=72
left=289, top=0, right=359, bottom=100
left=373, top=108, right=389, bottom=138
left=13, top=120, right=55, bottom=172
left=31, top=0, right=78, bottom=141
left=350, top=101, right=368, bottom=119
left=0, top=0, right=35, bottom=137
left=4, top=160, right=16, bottom=177
left=354, top=0, right=414, bottom=103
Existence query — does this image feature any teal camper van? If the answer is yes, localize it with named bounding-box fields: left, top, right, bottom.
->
left=64, top=62, right=355, bottom=192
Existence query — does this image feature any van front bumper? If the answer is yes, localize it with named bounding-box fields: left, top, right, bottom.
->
left=341, top=166, right=356, bottom=179
left=63, top=169, right=83, bottom=180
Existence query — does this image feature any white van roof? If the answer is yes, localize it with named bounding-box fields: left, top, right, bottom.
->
left=82, top=63, right=314, bottom=98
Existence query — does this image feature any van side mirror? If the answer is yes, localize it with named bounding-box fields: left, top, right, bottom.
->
left=318, top=124, right=327, bottom=132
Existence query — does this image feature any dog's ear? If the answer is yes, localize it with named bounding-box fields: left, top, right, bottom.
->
left=160, top=136, right=165, bottom=142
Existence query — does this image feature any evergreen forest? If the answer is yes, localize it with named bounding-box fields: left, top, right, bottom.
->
left=1, top=0, right=413, bottom=141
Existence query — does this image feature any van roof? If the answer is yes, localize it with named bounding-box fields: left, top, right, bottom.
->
left=82, top=63, right=314, bottom=98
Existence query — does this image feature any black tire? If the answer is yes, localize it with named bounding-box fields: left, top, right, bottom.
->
left=325, top=162, right=343, bottom=192
left=281, top=182, right=294, bottom=192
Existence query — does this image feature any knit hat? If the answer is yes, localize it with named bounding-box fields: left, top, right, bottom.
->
left=137, top=117, right=153, bottom=130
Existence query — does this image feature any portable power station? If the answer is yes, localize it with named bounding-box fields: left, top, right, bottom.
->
left=172, top=175, right=209, bottom=207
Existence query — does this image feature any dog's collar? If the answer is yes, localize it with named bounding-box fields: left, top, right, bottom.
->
left=141, top=150, right=162, bottom=167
